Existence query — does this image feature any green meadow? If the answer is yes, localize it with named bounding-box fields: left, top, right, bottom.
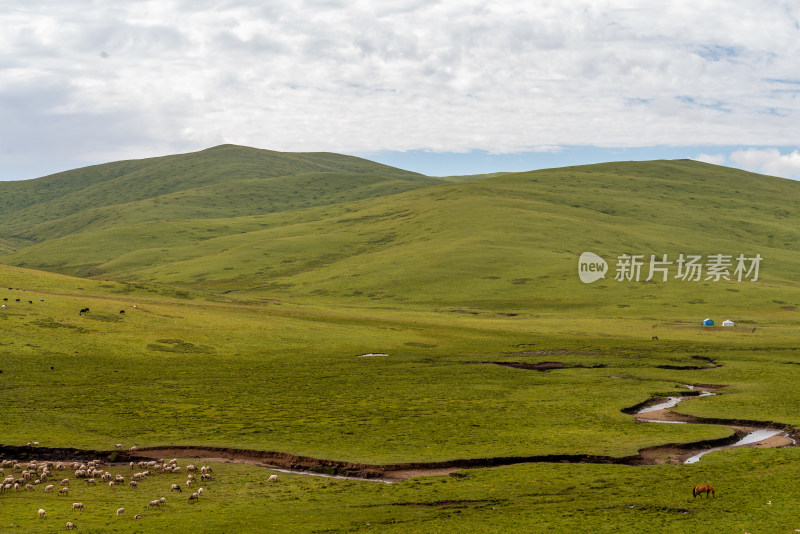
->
left=1, top=147, right=800, bottom=532
left=4, top=451, right=800, bottom=533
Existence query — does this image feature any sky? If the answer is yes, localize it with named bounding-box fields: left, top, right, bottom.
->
left=2, top=1, right=800, bottom=180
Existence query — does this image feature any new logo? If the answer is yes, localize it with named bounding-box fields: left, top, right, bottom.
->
left=578, top=252, right=608, bottom=284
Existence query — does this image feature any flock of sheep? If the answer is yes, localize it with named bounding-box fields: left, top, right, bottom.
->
left=0, top=454, right=233, bottom=528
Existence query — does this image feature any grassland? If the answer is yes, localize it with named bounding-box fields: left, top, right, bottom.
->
left=4, top=450, right=800, bottom=533
left=1, top=152, right=800, bottom=531
left=2, top=260, right=800, bottom=532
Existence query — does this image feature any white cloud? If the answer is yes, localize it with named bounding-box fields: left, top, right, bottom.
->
left=730, top=148, right=800, bottom=179
left=692, top=153, right=727, bottom=166
left=2, top=1, right=800, bottom=178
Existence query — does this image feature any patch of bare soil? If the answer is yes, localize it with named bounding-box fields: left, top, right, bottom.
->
left=509, top=349, right=598, bottom=356
left=491, top=361, right=606, bottom=372
left=656, top=355, right=720, bottom=370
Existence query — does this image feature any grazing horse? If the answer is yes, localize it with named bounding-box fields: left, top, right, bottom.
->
left=693, top=484, right=715, bottom=498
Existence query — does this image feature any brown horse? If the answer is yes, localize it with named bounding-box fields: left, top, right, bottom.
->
left=693, top=484, right=715, bottom=498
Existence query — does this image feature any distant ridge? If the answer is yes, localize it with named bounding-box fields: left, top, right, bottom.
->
left=0, top=144, right=439, bottom=243
left=1, top=154, right=799, bottom=314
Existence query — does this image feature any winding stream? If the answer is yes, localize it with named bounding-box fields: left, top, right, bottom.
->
left=634, top=385, right=795, bottom=464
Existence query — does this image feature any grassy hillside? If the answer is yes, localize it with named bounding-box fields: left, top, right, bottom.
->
left=0, top=144, right=435, bottom=242
left=2, top=159, right=799, bottom=321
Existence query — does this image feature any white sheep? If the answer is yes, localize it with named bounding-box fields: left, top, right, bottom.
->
left=129, top=480, right=137, bottom=489
left=187, top=492, right=199, bottom=503
left=66, top=521, right=76, bottom=530
left=44, top=484, right=55, bottom=493
left=72, top=502, right=84, bottom=511
left=25, top=483, right=34, bottom=491
left=148, top=499, right=160, bottom=508
left=170, top=483, right=182, bottom=493
left=114, top=443, right=122, bottom=449
left=58, top=487, right=69, bottom=495
left=134, top=514, right=142, bottom=519
left=38, top=508, right=46, bottom=519
left=268, top=474, right=278, bottom=482
left=197, top=487, right=203, bottom=495
left=186, top=464, right=197, bottom=472
left=159, top=497, right=166, bottom=505
left=85, top=478, right=96, bottom=485
left=117, top=507, right=124, bottom=516
left=61, top=478, right=69, bottom=486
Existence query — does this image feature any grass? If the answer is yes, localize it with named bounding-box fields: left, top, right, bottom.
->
left=2, top=159, right=799, bottom=319
left=0, top=144, right=433, bottom=241
left=0, top=264, right=798, bottom=464
left=2, top=154, right=800, bottom=531
left=3, top=450, right=800, bottom=533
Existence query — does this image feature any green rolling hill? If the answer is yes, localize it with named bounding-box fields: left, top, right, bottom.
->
left=0, top=144, right=436, bottom=242
left=0, top=151, right=799, bottom=320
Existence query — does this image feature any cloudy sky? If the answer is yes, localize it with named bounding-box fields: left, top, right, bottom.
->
left=2, top=0, right=800, bottom=180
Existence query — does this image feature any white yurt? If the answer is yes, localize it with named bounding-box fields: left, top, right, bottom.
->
left=722, top=319, right=735, bottom=327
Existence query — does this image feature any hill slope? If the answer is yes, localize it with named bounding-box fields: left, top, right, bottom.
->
left=1, top=157, right=799, bottom=318
left=0, top=144, right=436, bottom=243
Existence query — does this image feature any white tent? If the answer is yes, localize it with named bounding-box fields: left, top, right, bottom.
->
left=722, top=320, right=735, bottom=327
